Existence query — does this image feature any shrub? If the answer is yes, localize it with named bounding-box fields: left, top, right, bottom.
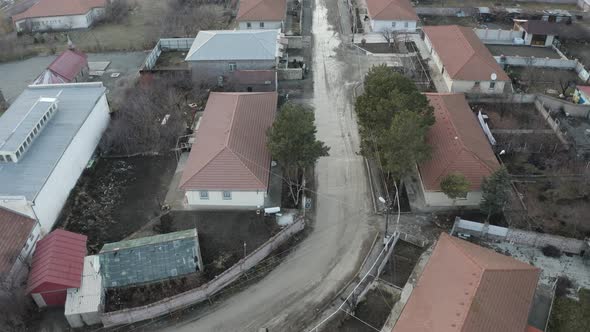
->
left=542, top=245, right=562, bottom=258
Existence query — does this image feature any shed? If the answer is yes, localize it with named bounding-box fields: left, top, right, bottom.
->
left=99, top=229, right=203, bottom=288
left=33, top=49, right=89, bottom=85
left=26, top=229, right=87, bottom=307
left=64, top=255, right=103, bottom=328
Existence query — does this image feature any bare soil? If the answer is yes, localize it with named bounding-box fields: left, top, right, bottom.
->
left=55, top=154, right=177, bottom=253
left=560, top=39, right=590, bottom=67
left=154, top=51, right=189, bottom=69
left=322, top=286, right=400, bottom=332
left=419, top=15, right=481, bottom=28
left=380, top=241, right=424, bottom=287
left=507, top=67, right=583, bottom=94
left=472, top=103, right=549, bottom=130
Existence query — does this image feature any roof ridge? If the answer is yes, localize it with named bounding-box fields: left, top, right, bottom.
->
left=179, top=147, right=227, bottom=188
left=372, top=0, right=395, bottom=18
left=226, top=94, right=241, bottom=146
left=227, top=147, right=268, bottom=189
left=253, top=30, right=276, bottom=58
left=445, top=234, right=487, bottom=270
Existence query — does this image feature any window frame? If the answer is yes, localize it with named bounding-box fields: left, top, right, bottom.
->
left=199, top=191, right=209, bottom=200
left=222, top=191, right=232, bottom=200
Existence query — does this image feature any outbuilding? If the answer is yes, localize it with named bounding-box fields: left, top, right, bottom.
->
left=12, top=0, right=107, bottom=32
left=64, top=255, right=103, bottom=327
left=514, top=20, right=560, bottom=47
left=33, top=49, right=89, bottom=85
left=26, top=229, right=87, bottom=308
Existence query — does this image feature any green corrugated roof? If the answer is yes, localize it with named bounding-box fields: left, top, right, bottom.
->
left=99, top=229, right=201, bottom=288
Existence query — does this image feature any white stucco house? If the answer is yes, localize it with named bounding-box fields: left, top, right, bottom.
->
left=185, top=29, right=284, bottom=84
left=12, top=0, right=107, bottom=32
left=0, top=83, right=110, bottom=233
left=423, top=25, right=511, bottom=94
left=365, top=0, right=418, bottom=32
left=236, top=0, right=287, bottom=31
left=179, top=92, right=278, bottom=209
left=416, top=93, right=500, bottom=208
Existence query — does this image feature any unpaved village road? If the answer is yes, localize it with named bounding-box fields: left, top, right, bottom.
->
left=159, top=0, right=376, bottom=331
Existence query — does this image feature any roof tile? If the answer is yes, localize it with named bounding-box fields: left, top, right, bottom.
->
left=366, top=0, right=418, bottom=21
left=237, top=0, right=287, bottom=21
left=13, top=0, right=106, bottom=22
left=0, top=207, right=35, bottom=277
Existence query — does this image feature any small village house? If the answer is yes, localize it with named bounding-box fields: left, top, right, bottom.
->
left=99, top=229, right=203, bottom=288
left=423, top=25, right=511, bottom=94
left=33, top=49, right=89, bottom=85
left=12, top=0, right=107, bottom=32
left=184, top=29, right=284, bottom=85
left=236, top=0, right=287, bottom=31
left=179, top=92, right=277, bottom=208
left=514, top=20, right=560, bottom=47
left=389, top=233, right=541, bottom=332
left=0, top=206, right=41, bottom=289
left=416, top=93, right=500, bottom=208
left=26, top=230, right=87, bottom=308
left=574, top=85, right=590, bottom=104
left=0, top=83, right=110, bottom=234
left=365, top=0, right=418, bottom=32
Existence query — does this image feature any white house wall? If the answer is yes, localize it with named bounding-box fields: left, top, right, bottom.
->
left=450, top=79, right=507, bottom=94
left=33, top=94, right=110, bottom=232
left=15, top=8, right=104, bottom=32
left=185, top=190, right=266, bottom=208
left=238, top=21, right=283, bottom=30
left=371, top=20, right=417, bottom=32
left=423, top=191, right=483, bottom=207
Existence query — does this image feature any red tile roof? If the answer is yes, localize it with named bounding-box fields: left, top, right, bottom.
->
left=236, top=0, right=287, bottom=21
left=423, top=25, right=510, bottom=81
left=393, top=233, right=540, bottom=332
left=0, top=207, right=35, bottom=277
left=366, top=0, right=418, bottom=21
left=577, top=85, right=590, bottom=96
left=419, top=93, right=500, bottom=191
left=46, top=49, right=88, bottom=82
left=180, top=92, right=278, bottom=191
left=26, top=229, right=87, bottom=294
left=12, top=0, right=106, bottom=22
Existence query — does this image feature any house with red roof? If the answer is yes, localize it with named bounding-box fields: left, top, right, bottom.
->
left=416, top=93, right=500, bottom=207
left=26, top=229, right=87, bottom=308
left=12, top=0, right=107, bottom=32
left=365, top=0, right=418, bottom=32
left=423, top=25, right=511, bottom=94
left=33, top=49, right=89, bottom=85
left=0, top=206, right=41, bottom=289
left=179, top=92, right=277, bottom=208
left=388, top=233, right=540, bottom=332
left=574, top=85, right=590, bottom=104
left=236, top=0, right=287, bottom=31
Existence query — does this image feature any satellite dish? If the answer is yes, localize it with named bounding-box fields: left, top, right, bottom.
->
left=491, top=73, right=497, bottom=81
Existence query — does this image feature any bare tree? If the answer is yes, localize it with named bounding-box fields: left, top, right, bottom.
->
left=558, top=78, right=574, bottom=97
left=159, top=1, right=229, bottom=37
left=381, top=28, right=396, bottom=49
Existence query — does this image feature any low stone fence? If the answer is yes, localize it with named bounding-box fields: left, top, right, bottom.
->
left=451, top=218, right=587, bottom=254
left=278, top=68, right=303, bottom=80
left=101, top=217, right=306, bottom=327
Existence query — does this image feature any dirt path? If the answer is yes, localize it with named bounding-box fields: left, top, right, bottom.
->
left=152, top=0, right=377, bottom=330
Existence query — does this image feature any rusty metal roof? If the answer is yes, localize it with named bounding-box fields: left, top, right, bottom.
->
left=393, top=233, right=540, bottom=332
left=180, top=92, right=277, bottom=191
left=419, top=93, right=500, bottom=191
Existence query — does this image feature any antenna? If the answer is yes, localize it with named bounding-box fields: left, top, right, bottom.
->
left=491, top=72, right=497, bottom=81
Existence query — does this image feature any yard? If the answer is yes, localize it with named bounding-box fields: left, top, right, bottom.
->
left=379, top=241, right=425, bottom=287
left=104, top=211, right=282, bottom=311
left=506, top=67, right=583, bottom=94
left=472, top=102, right=549, bottom=130
left=419, top=15, right=481, bottom=28
left=548, top=288, right=590, bottom=332
left=55, top=155, right=178, bottom=253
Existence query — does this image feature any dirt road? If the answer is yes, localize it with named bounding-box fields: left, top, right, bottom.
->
left=157, top=0, right=376, bottom=330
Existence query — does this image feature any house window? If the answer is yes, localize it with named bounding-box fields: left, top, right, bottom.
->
left=474, top=81, right=480, bottom=88
left=246, top=22, right=252, bottom=28
left=229, top=62, right=237, bottom=72
left=199, top=191, right=209, bottom=200
left=489, top=81, right=496, bottom=89
left=260, top=22, right=265, bottom=28
left=223, top=191, right=232, bottom=200
left=404, top=22, right=409, bottom=28
left=391, top=22, right=396, bottom=28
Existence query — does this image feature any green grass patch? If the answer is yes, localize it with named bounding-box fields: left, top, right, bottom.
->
left=548, top=288, right=590, bottom=332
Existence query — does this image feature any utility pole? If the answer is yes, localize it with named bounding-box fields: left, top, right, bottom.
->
left=378, top=196, right=390, bottom=245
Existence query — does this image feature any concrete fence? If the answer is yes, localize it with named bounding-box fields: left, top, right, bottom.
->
left=415, top=7, right=477, bottom=16
left=285, top=36, right=311, bottom=49
left=536, top=93, right=590, bottom=118
left=140, top=38, right=194, bottom=71
left=278, top=68, right=304, bottom=80
left=475, top=28, right=523, bottom=44
left=495, top=55, right=578, bottom=69
left=452, top=218, right=587, bottom=254
left=100, top=217, right=306, bottom=327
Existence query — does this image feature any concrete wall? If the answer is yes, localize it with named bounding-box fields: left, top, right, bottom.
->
left=141, top=38, right=194, bottom=71
left=190, top=59, right=276, bottom=83
left=100, top=217, right=306, bottom=327
left=277, top=67, right=303, bottom=80
left=474, top=28, right=524, bottom=44
left=580, top=0, right=590, bottom=11
left=238, top=20, right=283, bottom=30
left=371, top=20, right=417, bottom=33
left=185, top=190, right=266, bottom=208
left=450, top=79, right=507, bottom=94
left=495, top=55, right=577, bottom=69
left=15, top=8, right=104, bottom=32
left=415, top=7, right=478, bottom=16
left=423, top=190, right=483, bottom=207
left=33, top=94, right=110, bottom=232
left=452, top=218, right=587, bottom=254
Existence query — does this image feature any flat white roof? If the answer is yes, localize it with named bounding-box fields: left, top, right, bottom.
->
left=65, top=255, right=102, bottom=316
